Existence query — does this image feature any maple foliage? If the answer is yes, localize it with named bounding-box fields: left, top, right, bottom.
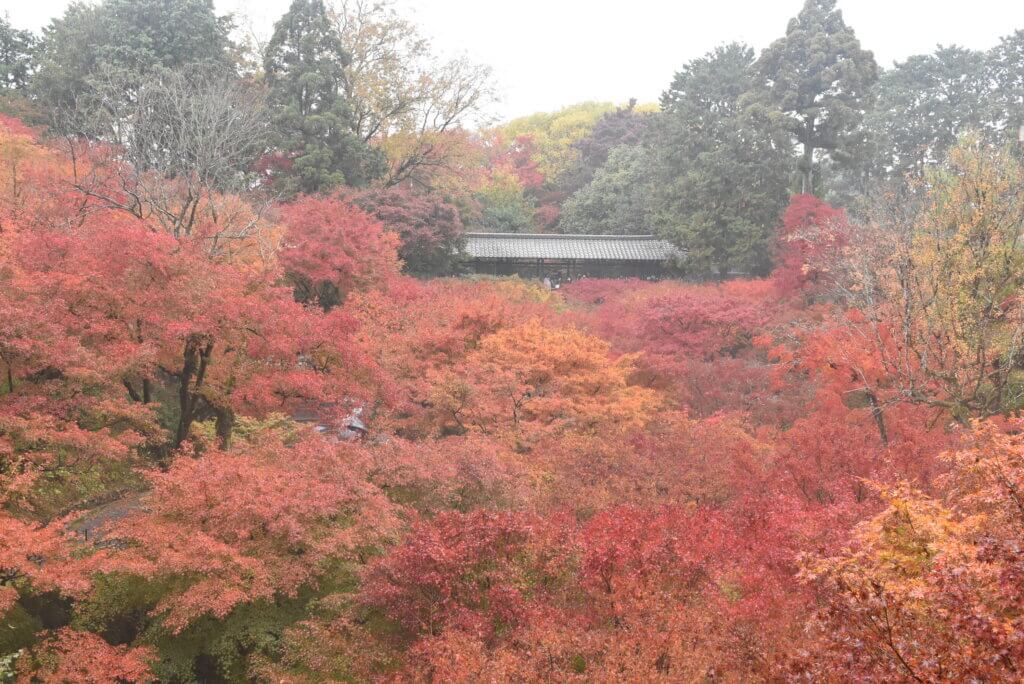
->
left=102, top=433, right=398, bottom=632
left=354, top=186, right=465, bottom=276
left=278, top=194, right=401, bottom=310
left=0, top=127, right=165, bottom=524
left=14, top=628, right=155, bottom=683
left=2, top=103, right=1020, bottom=682
left=528, top=411, right=772, bottom=513
left=564, top=278, right=774, bottom=361
left=7, top=207, right=378, bottom=451
left=563, top=278, right=797, bottom=421
left=563, top=504, right=803, bottom=680
left=0, top=118, right=396, bottom=672
left=794, top=420, right=1024, bottom=681
left=444, top=319, right=661, bottom=444
left=367, top=434, right=528, bottom=515
left=0, top=515, right=99, bottom=613
left=356, top=503, right=806, bottom=682
left=773, top=193, right=848, bottom=296
left=361, top=510, right=546, bottom=639
left=0, top=120, right=389, bottom=465
left=352, top=278, right=558, bottom=437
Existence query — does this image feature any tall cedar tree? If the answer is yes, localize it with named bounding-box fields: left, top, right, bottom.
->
left=262, top=0, right=383, bottom=195
left=756, top=0, right=878, bottom=194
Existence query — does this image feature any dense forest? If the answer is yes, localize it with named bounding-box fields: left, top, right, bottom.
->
left=2, top=0, right=1024, bottom=681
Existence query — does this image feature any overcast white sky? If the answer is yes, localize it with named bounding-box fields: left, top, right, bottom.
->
left=5, top=0, right=1024, bottom=121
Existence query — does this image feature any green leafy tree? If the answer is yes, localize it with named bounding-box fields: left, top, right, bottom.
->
left=988, top=30, right=1024, bottom=145
left=654, top=43, right=793, bottom=277
left=469, top=170, right=534, bottom=233
left=0, top=15, right=39, bottom=122
left=0, top=15, right=36, bottom=91
left=498, top=102, right=617, bottom=184
left=263, top=0, right=383, bottom=195
left=867, top=46, right=992, bottom=179
left=756, top=0, right=878, bottom=193
left=558, top=100, right=652, bottom=197
left=559, top=145, right=656, bottom=235
left=33, top=0, right=233, bottom=109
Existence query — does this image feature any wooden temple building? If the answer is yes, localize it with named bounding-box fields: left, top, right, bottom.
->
left=462, top=232, right=684, bottom=281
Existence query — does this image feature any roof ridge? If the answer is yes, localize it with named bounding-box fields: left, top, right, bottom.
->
left=463, top=232, right=662, bottom=241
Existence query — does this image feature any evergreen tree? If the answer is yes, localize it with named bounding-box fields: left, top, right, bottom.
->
left=756, top=0, right=877, bottom=193
left=559, top=145, right=656, bottom=235
left=33, top=0, right=233, bottom=109
left=263, top=0, right=383, bottom=195
left=868, top=46, right=992, bottom=179
left=469, top=172, right=535, bottom=233
left=0, top=15, right=37, bottom=91
left=988, top=30, right=1024, bottom=146
left=558, top=100, right=650, bottom=197
left=654, top=43, right=793, bottom=277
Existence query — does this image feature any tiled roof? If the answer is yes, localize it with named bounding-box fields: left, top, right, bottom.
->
left=464, top=233, right=682, bottom=262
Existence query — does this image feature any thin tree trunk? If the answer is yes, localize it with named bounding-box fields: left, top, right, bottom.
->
left=213, top=405, right=235, bottom=449
left=866, top=391, right=889, bottom=445
left=800, top=118, right=816, bottom=194
left=801, top=142, right=814, bottom=195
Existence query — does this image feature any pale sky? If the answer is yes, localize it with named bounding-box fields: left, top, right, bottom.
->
left=5, top=0, right=1024, bottom=121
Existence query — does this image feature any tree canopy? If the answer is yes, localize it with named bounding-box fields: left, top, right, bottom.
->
left=262, top=0, right=383, bottom=194
left=755, top=0, right=878, bottom=193
left=653, top=43, right=793, bottom=276
left=3, top=2, right=1024, bottom=681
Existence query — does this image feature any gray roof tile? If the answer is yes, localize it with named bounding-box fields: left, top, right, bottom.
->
left=464, top=233, right=681, bottom=262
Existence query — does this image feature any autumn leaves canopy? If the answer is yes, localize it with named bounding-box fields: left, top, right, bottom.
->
left=3, top=106, right=1024, bottom=680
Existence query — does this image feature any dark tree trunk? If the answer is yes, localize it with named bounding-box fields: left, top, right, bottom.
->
left=123, top=378, right=152, bottom=404
left=213, top=405, right=235, bottom=449
left=866, top=391, right=889, bottom=445
left=123, top=379, right=142, bottom=402
left=174, top=336, right=214, bottom=448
